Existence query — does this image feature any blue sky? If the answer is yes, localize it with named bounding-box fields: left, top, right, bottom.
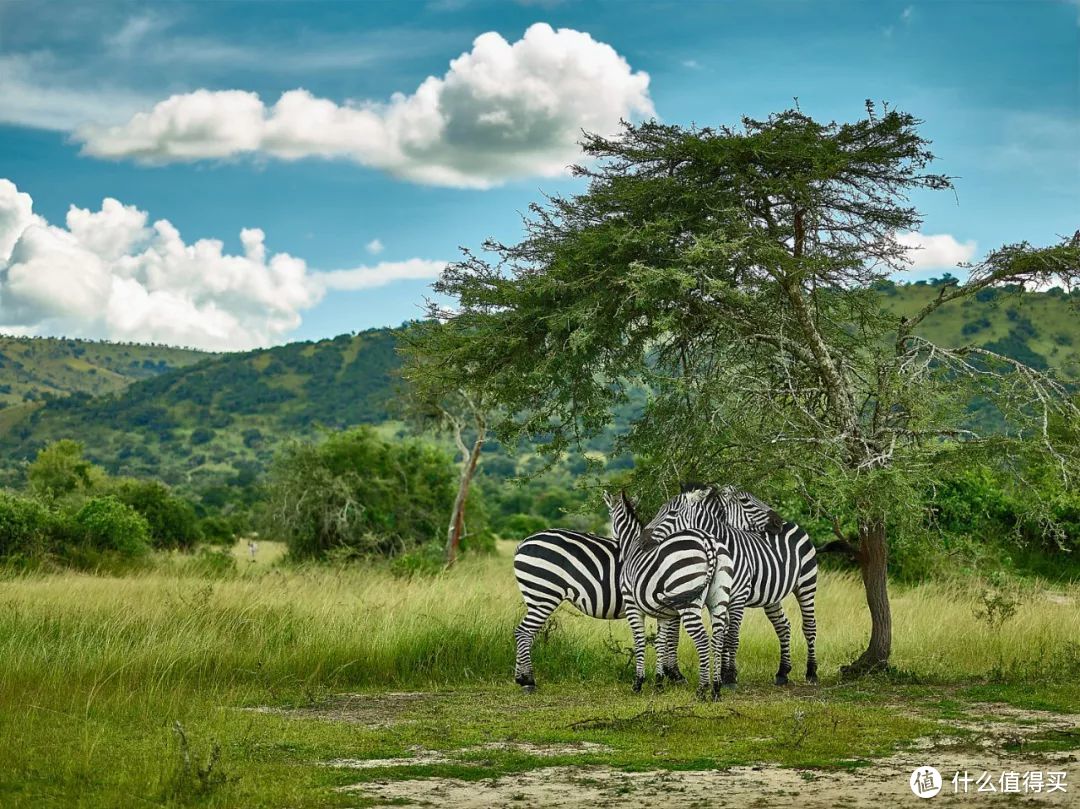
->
left=0, top=0, right=1076, bottom=350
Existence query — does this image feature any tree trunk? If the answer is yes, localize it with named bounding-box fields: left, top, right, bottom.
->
left=842, top=518, right=893, bottom=678
left=445, top=430, right=484, bottom=565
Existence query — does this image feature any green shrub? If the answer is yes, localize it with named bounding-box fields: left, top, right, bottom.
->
left=74, top=496, right=151, bottom=556
left=388, top=543, right=445, bottom=578
left=197, top=515, right=236, bottom=546
left=0, top=491, right=54, bottom=557
left=261, top=427, right=466, bottom=559
left=111, top=479, right=202, bottom=550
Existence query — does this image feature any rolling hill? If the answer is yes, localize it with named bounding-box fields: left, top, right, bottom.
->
left=0, top=336, right=209, bottom=406
left=0, top=282, right=1076, bottom=499
left=0, top=328, right=402, bottom=493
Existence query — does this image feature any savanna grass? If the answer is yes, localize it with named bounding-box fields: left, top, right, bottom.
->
left=1, top=543, right=1078, bottom=807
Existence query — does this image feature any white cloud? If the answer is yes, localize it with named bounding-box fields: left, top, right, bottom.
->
left=366, top=238, right=385, bottom=255
left=313, top=259, right=445, bottom=292
left=896, top=231, right=977, bottom=271
left=0, top=180, right=445, bottom=350
left=76, top=23, right=654, bottom=188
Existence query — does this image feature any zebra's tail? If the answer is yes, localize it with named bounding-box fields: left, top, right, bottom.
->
left=656, top=587, right=705, bottom=609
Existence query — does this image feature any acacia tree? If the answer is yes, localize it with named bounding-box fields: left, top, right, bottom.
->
left=408, top=106, right=1080, bottom=674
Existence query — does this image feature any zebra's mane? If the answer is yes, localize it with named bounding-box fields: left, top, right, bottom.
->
left=619, top=491, right=640, bottom=527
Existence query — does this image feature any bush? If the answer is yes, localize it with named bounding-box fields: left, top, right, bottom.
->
left=74, top=496, right=151, bottom=556
left=197, top=515, right=236, bottom=546
left=0, top=491, right=55, bottom=557
left=111, top=479, right=202, bottom=550
left=388, top=543, right=445, bottom=578
left=261, top=427, right=466, bottom=559
left=190, top=427, right=215, bottom=446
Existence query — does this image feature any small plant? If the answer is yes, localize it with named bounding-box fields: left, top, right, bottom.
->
left=167, top=720, right=225, bottom=798
left=974, top=572, right=1021, bottom=631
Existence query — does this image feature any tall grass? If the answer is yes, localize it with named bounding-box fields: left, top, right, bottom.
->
left=2, top=544, right=1077, bottom=696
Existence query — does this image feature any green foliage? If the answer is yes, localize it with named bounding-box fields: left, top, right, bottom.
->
left=74, top=496, right=151, bottom=556
left=196, top=515, right=236, bottom=546
left=0, top=491, right=56, bottom=557
left=27, top=439, right=98, bottom=500
left=388, top=542, right=447, bottom=578
left=262, top=426, right=469, bottom=558
left=110, top=479, right=202, bottom=550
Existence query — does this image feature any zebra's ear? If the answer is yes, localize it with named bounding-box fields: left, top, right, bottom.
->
left=766, top=509, right=784, bottom=532
left=601, top=491, right=615, bottom=509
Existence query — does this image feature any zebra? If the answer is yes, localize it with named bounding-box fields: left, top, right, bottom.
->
left=606, top=490, right=734, bottom=699
left=640, top=484, right=819, bottom=686
left=512, top=524, right=686, bottom=691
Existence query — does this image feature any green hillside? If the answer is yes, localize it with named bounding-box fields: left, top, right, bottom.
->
left=876, top=279, right=1080, bottom=377
left=0, top=328, right=401, bottom=494
left=0, top=284, right=1076, bottom=501
left=0, top=335, right=208, bottom=407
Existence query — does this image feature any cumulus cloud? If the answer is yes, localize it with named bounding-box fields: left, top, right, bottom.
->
left=0, top=180, right=444, bottom=350
left=365, top=238, right=385, bottom=255
left=75, top=23, right=654, bottom=188
left=896, top=231, right=977, bottom=271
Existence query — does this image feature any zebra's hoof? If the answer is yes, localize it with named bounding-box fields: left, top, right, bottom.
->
left=806, top=675, right=819, bottom=685
left=521, top=684, right=537, bottom=693
left=695, top=686, right=710, bottom=701
left=775, top=674, right=790, bottom=686
left=711, top=683, right=723, bottom=701
left=667, top=670, right=688, bottom=685
left=654, top=674, right=665, bottom=691
left=515, top=674, right=536, bottom=690
left=722, top=681, right=738, bottom=690
left=632, top=676, right=645, bottom=693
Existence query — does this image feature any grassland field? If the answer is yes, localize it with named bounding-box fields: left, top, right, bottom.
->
left=1, top=540, right=1078, bottom=807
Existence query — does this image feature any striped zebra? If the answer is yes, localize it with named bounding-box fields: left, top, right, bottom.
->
left=512, top=526, right=686, bottom=691
left=641, top=485, right=819, bottom=686
left=607, top=490, right=734, bottom=699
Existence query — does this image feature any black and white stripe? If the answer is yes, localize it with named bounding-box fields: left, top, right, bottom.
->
left=607, top=491, right=734, bottom=699
left=641, top=485, right=819, bottom=685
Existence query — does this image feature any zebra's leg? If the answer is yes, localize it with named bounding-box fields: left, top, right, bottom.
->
left=796, top=585, right=819, bottom=684
left=514, top=599, right=559, bottom=691
left=653, top=617, right=673, bottom=688
left=626, top=602, right=648, bottom=693
left=720, top=604, right=744, bottom=687
left=662, top=616, right=686, bottom=684
left=763, top=602, right=793, bottom=686
left=678, top=607, right=712, bottom=700
left=709, top=602, right=729, bottom=700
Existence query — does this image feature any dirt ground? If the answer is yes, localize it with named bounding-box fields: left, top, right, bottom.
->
left=264, top=692, right=1079, bottom=808
left=342, top=756, right=1077, bottom=809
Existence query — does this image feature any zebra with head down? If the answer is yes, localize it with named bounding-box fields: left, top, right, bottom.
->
left=607, top=489, right=735, bottom=700
left=640, top=484, right=819, bottom=686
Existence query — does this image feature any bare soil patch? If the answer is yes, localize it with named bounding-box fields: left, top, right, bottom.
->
left=333, top=697, right=1077, bottom=807
left=342, top=751, right=1077, bottom=808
